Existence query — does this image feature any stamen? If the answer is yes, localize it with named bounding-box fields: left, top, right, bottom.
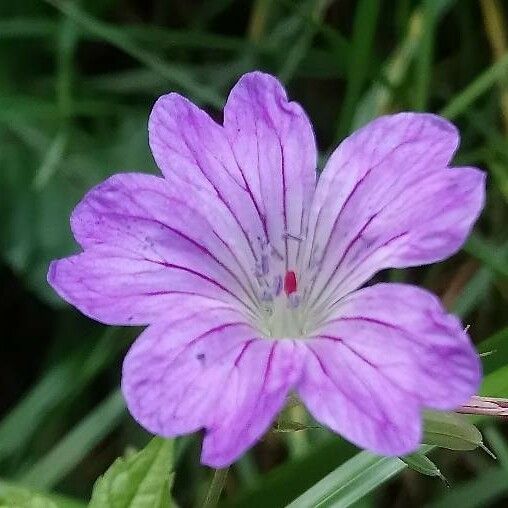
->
left=284, top=231, right=305, bottom=242
left=273, top=275, right=283, bottom=296
left=288, top=293, right=300, bottom=308
left=261, top=254, right=269, bottom=275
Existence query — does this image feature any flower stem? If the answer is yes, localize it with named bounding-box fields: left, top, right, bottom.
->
left=202, top=467, right=229, bottom=508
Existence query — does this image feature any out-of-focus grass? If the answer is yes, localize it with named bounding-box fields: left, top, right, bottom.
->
left=0, top=0, right=507, bottom=507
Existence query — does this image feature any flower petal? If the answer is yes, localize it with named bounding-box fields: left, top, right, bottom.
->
left=302, top=113, right=485, bottom=307
left=149, top=71, right=317, bottom=273
left=224, top=71, right=317, bottom=269
left=49, top=173, right=261, bottom=325
left=297, top=283, right=481, bottom=456
left=122, top=300, right=303, bottom=467
left=149, top=90, right=267, bottom=263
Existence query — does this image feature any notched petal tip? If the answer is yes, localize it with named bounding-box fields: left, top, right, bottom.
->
left=228, top=70, right=313, bottom=125
left=232, top=70, right=288, bottom=95
left=148, top=92, right=194, bottom=129
left=405, top=111, right=459, bottom=134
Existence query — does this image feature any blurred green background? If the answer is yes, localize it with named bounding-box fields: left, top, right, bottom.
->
left=1, top=0, right=508, bottom=506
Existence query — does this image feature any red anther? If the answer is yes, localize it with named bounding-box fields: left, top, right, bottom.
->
left=284, top=271, right=297, bottom=296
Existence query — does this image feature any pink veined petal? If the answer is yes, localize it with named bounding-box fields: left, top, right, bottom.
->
left=301, top=113, right=485, bottom=308
left=149, top=91, right=266, bottom=264
left=149, top=71, right=317, bottom=274
left=121, top=300, right=303, bottom=468
left=297, top=283, right=481, bottom=456
left=48, top=250, right=238, bottom=325
left=223, top=71, right=317, bottom=271
left=49, top=173, right=261, bottom=325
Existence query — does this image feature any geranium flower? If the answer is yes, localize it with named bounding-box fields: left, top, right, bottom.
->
left=48, top=71, right=485, bottom=468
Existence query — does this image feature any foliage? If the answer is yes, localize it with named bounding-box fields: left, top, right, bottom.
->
left=89, top=438, right=174, bottom=508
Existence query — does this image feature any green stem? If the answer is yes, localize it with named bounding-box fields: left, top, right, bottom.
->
left=202, top=467, right=229, bottom=508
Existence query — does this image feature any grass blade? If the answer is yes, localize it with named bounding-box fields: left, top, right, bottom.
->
left=335, top=0, right=380, bottom=139
left=440, top=52, right=508, bottom=119
left=286, top=450, right=421, bottom=508
left=0, top=479, right=86, bottom=508
left=43, top=0, right=223, bottom=107
left=463, top=234, right=508, bottom=278
left=0, top=329, right=125, bottom=462
left=17, top=390, right=125, bottom=490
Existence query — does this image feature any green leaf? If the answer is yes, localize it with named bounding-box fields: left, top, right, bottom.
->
left=463, top=234, right=508, bottom=278
left=276, top=0, right=330, bottom=83
left=0, top=490, right=57, bottom=508
left=351, top=7, right=422, bottom=130
left=400, top=452, right=448, bottom=484
left=229, top=436, right=357, bottom=508
left=440, top=51, right=508, bottom=120
left=0, top=328, right=127, bottom=462
left=0, top=479, right=85, bottom=508
left=335, top=0, right=380, bottom=139
left=412, top=0, right=457, bottom=110
left=480, top=364, right=508, bottom=397
left=286, top=448, right=431, bottom=508
left=451, top=267, right=493, bottom=318
left=18, top=391, right=125, bottom=490
left=33, top=130, right=68, bottom=190
left=89, top=438, right=174, bottom=508
left=422, top=411, right=483, bottom=451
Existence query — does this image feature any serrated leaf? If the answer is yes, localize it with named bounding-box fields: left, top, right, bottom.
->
left=89, top=438, right=174, bottom=508
left=423, top=411, right=483, bottom=451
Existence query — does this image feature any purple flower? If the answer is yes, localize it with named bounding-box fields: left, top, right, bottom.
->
left=48, top=71, right=485, bottom=467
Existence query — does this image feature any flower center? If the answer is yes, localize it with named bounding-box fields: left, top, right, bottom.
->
left=253, top=266, right=308, bottom=338
left=250, top=237, right=324, bottom=339
left=257, top=292, right=307, bottom=338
